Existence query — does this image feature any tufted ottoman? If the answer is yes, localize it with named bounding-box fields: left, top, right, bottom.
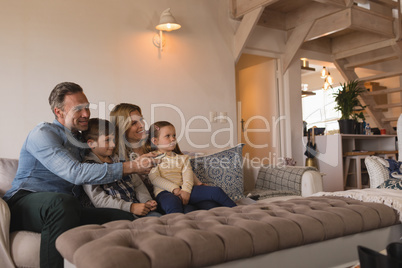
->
left=56, top=197, right=400, bottom=268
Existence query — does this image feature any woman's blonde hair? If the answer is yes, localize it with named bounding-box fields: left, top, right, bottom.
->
left=144, top=121, right=182, bottom=155
left=110, top=103, right=142, bottom=161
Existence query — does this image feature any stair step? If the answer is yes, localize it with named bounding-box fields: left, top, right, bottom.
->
left=370, top=0, right=400, bottom=8
left=363, top=87, right=402, bottom=95
left=359, top=71, right=402, bottom=82
left=381, top=117, right=399, bottom=122
left=334, top=39, right=396, bottom=59
left=374, top=103, right=402, bottom=109
left=364, top=82, right=380, bottom=87
left=345, top=53, right=399, bottom=69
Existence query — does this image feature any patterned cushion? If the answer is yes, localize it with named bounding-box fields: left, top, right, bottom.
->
left=189, top=144, right=245, bottom=201
left=384, top=159, right=402, bottom=179
left=365, top=156, right=390, bottom=188
left=377, top=178, right=402, bottom=190
left=397, top=114, right=402, bottom=161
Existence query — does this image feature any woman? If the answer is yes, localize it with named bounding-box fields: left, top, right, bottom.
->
left=110, top=103, right=206, bottom=213
left=110, top=103, right=155, bottom=197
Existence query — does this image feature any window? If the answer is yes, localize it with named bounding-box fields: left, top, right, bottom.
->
left=302, top=86, right=341, bottom=132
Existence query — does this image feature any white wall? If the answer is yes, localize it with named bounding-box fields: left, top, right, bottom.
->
left=0, top=0, right=237, bottom=158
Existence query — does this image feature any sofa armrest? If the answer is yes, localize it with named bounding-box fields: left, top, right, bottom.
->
left=242, top=159, right=260, bottom=193
left=0, top=198, right=15, bottom=268
left=301, top=170, right=323, bottom=197
left=244, top=162, right=323, bottom=196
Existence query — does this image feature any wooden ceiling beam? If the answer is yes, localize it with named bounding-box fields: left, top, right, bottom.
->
left=234, top=6, right=265, bottom=63
left=232, top=0, right=280, bottom=19
left=282, top=20, right=315, bottom=72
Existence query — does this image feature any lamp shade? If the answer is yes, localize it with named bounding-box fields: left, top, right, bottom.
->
left=156, top=8, right=181, bottom=32
left=327, top=73, right=333, bottom=85
left=320, top=66, right=328, bottom=78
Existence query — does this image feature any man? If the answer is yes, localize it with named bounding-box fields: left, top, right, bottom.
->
left=3, top=82, right=157, bottom=268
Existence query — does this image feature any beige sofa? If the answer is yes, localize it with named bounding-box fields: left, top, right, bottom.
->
left=0, top=158, right=41, bottom=268
left=0, top=156, right=323, bottom=268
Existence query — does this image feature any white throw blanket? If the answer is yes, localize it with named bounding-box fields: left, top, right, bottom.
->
left=313, top=189, right=402, bottom=222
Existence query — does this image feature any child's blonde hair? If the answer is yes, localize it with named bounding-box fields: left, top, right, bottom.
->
left=144, top=121, right=182, bottom=154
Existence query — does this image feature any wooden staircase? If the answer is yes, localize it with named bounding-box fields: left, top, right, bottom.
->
left=364, top=82, right=388, bottom=111
left=231, top=0, right=402, bottom=133
left=320, top=0, right=402, bottom=134
left=333, top=8, right=402, bottom=133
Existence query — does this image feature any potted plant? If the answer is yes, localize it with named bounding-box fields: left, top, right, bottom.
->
left=333, top=80, right=366, bottom=134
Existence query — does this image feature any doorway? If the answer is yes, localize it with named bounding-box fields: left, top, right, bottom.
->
left=235, top=54, right=280, bottom=165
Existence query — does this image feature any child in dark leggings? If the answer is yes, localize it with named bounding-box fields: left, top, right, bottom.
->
left=145, top=121, right=236, bottom=214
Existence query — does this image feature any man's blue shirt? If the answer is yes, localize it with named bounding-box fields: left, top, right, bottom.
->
left=3, top=120, right=123, bottom=201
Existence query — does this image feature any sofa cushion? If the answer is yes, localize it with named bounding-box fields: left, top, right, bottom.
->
left=377, top=178, right=402, bottom=190
left=189, top=144, right=245, bottom=201
left=0, top=158, right=18, bottom=197
left=10, top=231, right=41, bottom=268
left=384, top=159, right=402, bottom=179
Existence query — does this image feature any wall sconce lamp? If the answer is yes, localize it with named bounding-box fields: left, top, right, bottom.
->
left=153, top=8, right=181, bottom=53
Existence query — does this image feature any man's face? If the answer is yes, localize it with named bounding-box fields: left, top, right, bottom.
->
left=55, top=92, right=90, bottom=132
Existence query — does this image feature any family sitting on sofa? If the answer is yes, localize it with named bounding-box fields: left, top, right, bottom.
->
left=2, top=82, right=235, bottom=268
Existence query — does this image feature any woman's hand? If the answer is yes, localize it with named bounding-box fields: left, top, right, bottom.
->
left=130, top=202, right=152, bottom=216
left=142, top=151, right=160, bottom=158
left=179, top=190, right=190, bottom=205
left=123, top=152, right=161, bottom=176
left=145, top=200, right=158, bottom=211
